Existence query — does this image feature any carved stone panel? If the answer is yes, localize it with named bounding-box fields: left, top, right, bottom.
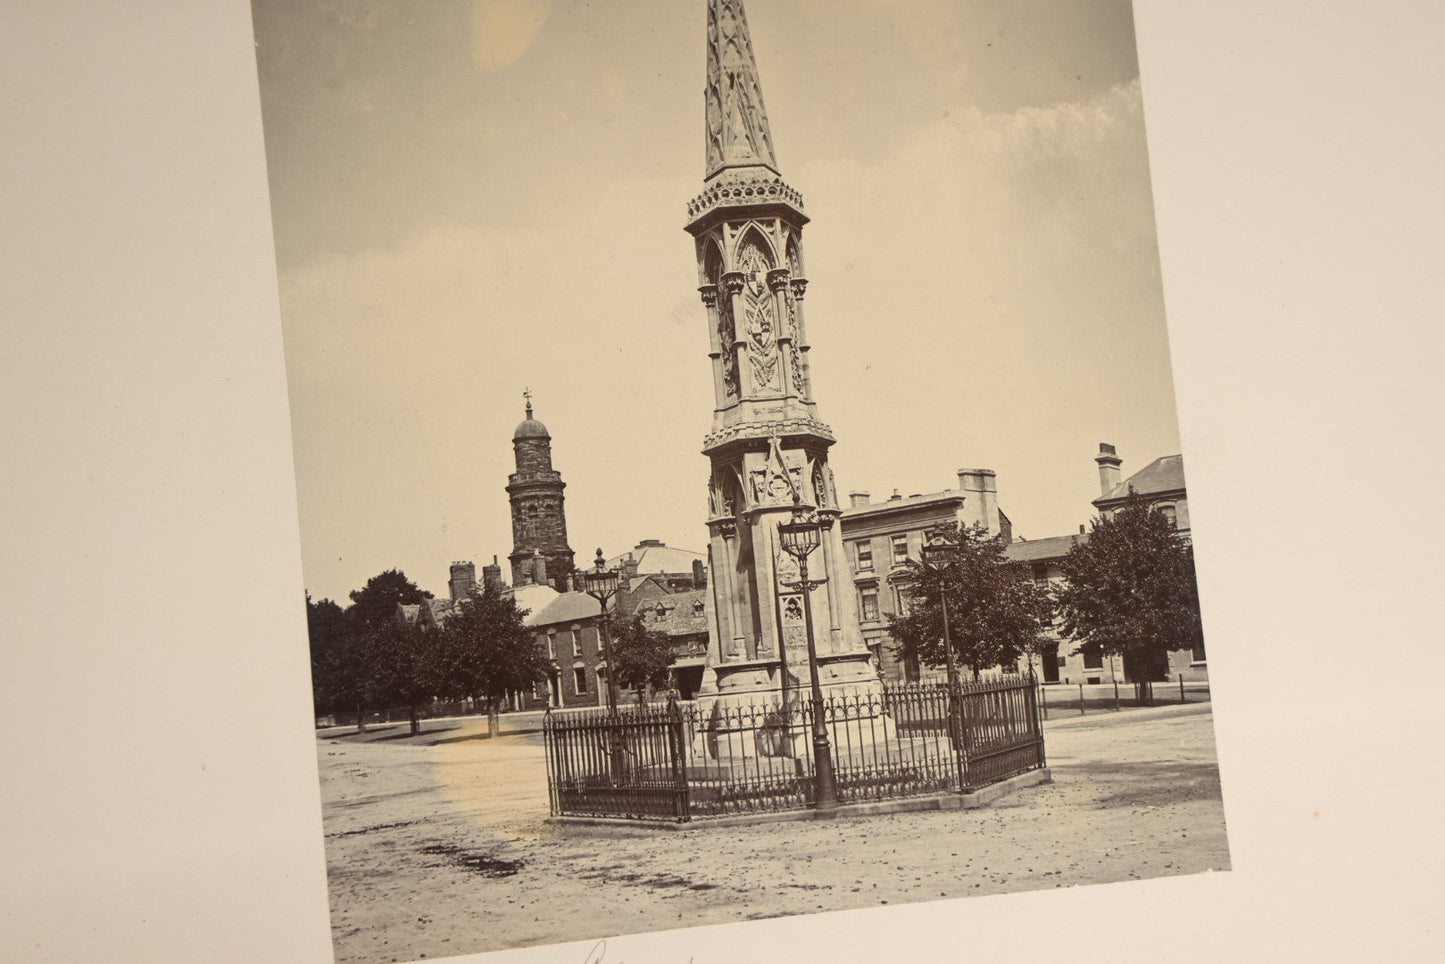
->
left=736, top=237, right=779, bottom=393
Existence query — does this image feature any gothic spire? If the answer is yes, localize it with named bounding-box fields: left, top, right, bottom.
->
left=704, top=0, right=779, bottom=180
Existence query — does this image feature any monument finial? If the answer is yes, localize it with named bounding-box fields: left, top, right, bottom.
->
left=704, top=0, right=779, bottom=180
left=523, top=386, right=533, bottom=419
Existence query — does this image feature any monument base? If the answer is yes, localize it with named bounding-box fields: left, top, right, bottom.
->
left=687, top=651, right=898, bottom=766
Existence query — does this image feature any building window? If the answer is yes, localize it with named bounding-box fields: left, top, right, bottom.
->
left=545, top=632, right=556, bottom=660
left=891, top=534, right=909, bottom=565
left=571, top=629, right=582, bottom=658
left=1158, top=504, right=1178, bottom=528
left=860, top=589, right=879, bottom=622
left=573, top=667, right=588, bottom=693
left=1081, top=642, right=1103, bottom=671
left=855, top=540, right=874, bottom=572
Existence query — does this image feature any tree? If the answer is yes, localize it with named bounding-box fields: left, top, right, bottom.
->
left=1054, top=493, right=1204, bottom=703
left=607, top=613, right=676, bottom=703
left=358, top=616, right=437, bottom=736
left=436, top=583, right=550, bottom=737
left=305, top=593, right=351, bottom=718
left=347, top=569, right=431, bottom=631
left=887, top=522, right=1053, bottom=680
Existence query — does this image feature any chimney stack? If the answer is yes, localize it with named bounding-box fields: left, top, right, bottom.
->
left=449, top=561, right=477, bottom=602
left=481, top=556, right=503, bottom=591
left=848, top=491, right=871, bottom=508
left=1095, top=443, right=1122, bottom=497
left=691, top=558, right=707, bottom=589
left=956, top=468, right=1000, bottom=534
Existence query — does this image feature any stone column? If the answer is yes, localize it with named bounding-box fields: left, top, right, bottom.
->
left=721, top=271, right=746, bottom=400
left=699, top=284, right=727, bottom=410
left=767, top=267, right=793, bottom=398
left=789, top=277, right=811, bottom=399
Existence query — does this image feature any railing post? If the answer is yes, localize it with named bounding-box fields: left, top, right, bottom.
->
left=666, top=697, right=691, bottom=822
left=1079, top=682, right=1085, bottom=716
left=1180, top=676, right=1186, bottom=703
left=950, top=681, right=967, bottom=793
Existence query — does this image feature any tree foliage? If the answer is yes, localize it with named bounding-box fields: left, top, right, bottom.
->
left=305, top=593, right=354, bottom=716
left=347, top=569, right=431, bottom=630
left=607, top=613, right=676, bottom=699
left=357, top=616, right=437, bottom=734
left=435, top=583, right=549, bottom=708
left=1054, top=493, right=1204, bottom=685
left=887, top=522, right=1053, bottom=679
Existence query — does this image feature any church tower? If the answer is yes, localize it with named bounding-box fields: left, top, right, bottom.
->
left=506, top=392, right=575, bottom=592
left=686, top=0, right=875, bottom=700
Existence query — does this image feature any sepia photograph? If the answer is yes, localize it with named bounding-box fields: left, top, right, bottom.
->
left=7, top=1, right=1445, bottom=963
left=250, top=1, right=1226, bottom=960
left=251, top=0, right=1231, bottom=959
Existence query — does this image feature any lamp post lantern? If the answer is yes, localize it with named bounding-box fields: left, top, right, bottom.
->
left=581, top=547, right=622, bottom=715
left=778, top=505, right=841, bottom=815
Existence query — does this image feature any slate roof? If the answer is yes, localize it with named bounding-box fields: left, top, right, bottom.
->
left=527, top=591, right=605, bottom=629
left=637, top=589, right=710, bottom=638
left=421, top=598, right=455, bottom=626
left=510, top=583, right=561, bottom=624
left=1003, top=532, right=1088, bottom=564
left=606, top=541, right=706, bottom=575
left=1098, top=454, right=1186, bottom=504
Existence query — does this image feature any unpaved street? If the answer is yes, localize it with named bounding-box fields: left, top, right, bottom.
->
left=319, top=704, right=1228, bottom=963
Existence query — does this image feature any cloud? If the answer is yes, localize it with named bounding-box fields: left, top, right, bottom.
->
left=788, top=78, right=1176, bottom=532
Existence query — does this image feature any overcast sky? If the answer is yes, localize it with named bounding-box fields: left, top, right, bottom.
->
left=252, top=0, right=1181, bottom=605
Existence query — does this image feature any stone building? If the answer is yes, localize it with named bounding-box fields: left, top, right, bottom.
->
left=506, top=394, right=575, bottom=592
left=838, top=470, right=1013, bottom=683
left=1093, top=442, right=1191, bottom=536
left=1089, top=442, right=1204, bottom=678
left=1002, top=443, right=1204, bottom=685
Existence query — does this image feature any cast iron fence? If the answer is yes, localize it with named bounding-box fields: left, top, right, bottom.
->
left=542, top=675, right=1045, bottom=823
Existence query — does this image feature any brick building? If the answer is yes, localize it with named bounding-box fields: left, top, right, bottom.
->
left=514, top=578, right=711, bottom=709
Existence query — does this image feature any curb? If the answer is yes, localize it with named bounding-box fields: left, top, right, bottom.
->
left=544, top=768, right=1053, bottom=832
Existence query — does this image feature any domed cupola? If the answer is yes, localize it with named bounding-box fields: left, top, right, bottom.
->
left=513, top=397, right=550, bottom=440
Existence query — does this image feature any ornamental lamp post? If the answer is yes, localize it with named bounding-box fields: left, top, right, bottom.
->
left=919, top=528, right=962, bottom=692
left=919, top=527, right=964, bottom=760
left=581, top=547, right=622, bottom=716
left=777, top=505, right=841, bottom=815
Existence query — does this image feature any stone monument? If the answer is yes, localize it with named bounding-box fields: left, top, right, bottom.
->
left=686, top=0, right=880, bottom=714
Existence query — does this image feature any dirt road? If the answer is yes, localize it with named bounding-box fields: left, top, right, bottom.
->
left=318, top=704, right=1228, bottom=963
